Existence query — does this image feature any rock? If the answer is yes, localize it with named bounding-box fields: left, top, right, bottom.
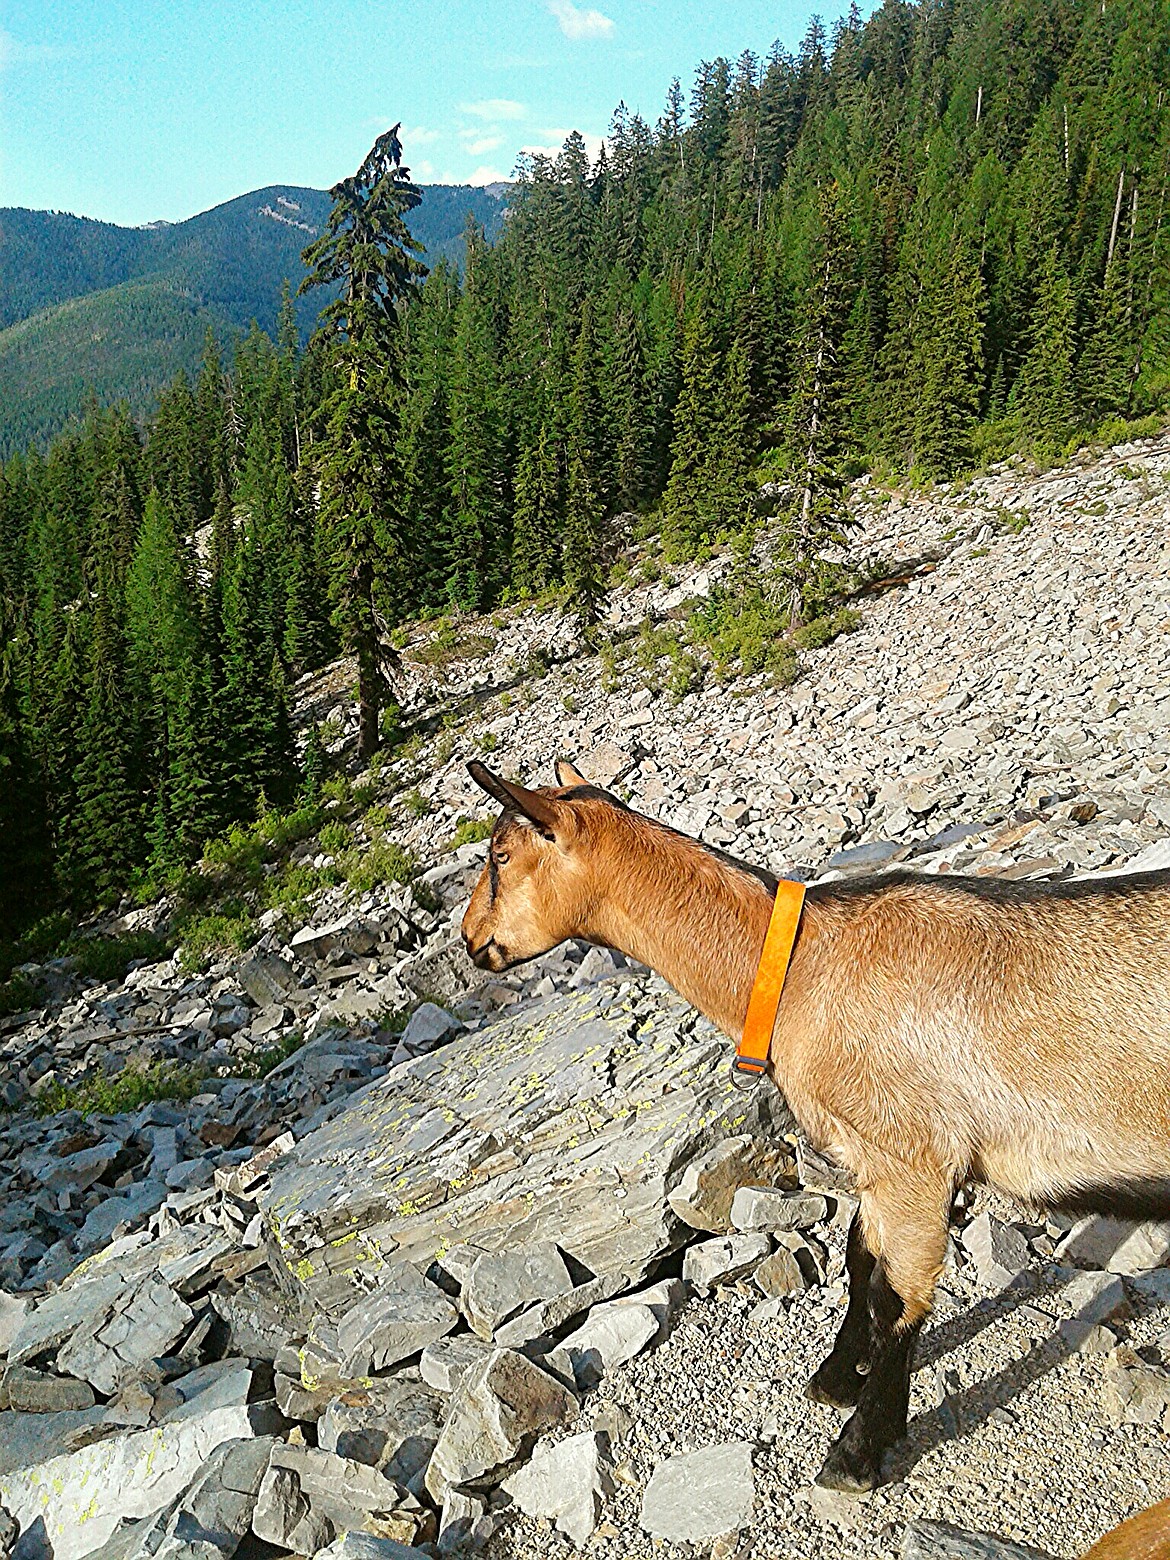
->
left=213, top=1132, right=295, bottom=1197
left=1052, top=1215, right=1170, bottom=1271
left=1104, top=1347, right=1170, bottom=1427
left=421, top=1332, right=494, bottom=1394
left=252, top=1442, right=429, bottom=1551
left=57, top=1278, right=194, bottom=1395
left=238, top=952, right=297, bottom=1008
left=463, top=1241, right=574, bottom=1339
left=0, top=1408, right=105, bottom=1477
left=260, top=989, right=792, bottom=1310
left=1106, top=1220, right=1170, bottom=1273
left=438, top=1488, right=495, bottom=1554
left=1063, top=1270, right=1127, bottom=1325
left=84, top=1435, right=274, bottom=1560
left=0, top=1401, right=281, bottom=1560
left=3, top=1366, right=96, bottom=1413
left=682, top=1234, right=771, bottom=1294
left=639, top=1441, right=755, bottom=1542
left=319, top=1378, right=446, bottom=1482
left=730, top=1187, right=829, bottom=1232
left=753, top=1243, right=817, bottom=1298
left=76, top=1182, right=168, bottom=1251
left=577, top=740, right=635, bottom=788
left=502, top=1430, right=613, bottom=1544
left=961, top=1213, right=1031, bottom=1288
left=667, top=1136, right=796, bottom=1234
left=425, top=1347, right=578, bottom=1503
left=318, top=1537, right=430, bottom=1560
left=556, top=1301, right=660, bottom=1390
left=212, top=1274, right=304, bottom=1360
left=901, top=1519, right=1057, bottom=1559
left=0, top=1295, right=27, bottom=1357
left=492, top=1273, right=628, bottom=1349
left=399, top=1002, right=461, bottom=1053
left=336, top=1263, right=459, bottom=1374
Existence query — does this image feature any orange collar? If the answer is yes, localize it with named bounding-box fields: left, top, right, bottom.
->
left=733, top=879, right=806, bottom=1087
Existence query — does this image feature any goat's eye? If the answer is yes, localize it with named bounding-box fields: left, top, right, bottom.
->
left=493, top=851, right=510, bottom=866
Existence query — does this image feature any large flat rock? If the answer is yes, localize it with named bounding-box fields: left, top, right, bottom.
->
left=260, top=982, right=793, bottom=1312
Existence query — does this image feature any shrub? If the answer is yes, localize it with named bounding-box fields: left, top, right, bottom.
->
left=318, top=820, right=353, bottom=856
left=67, top=930, right=172, bottom=983
left=339, top=840, right=415, bottom=894
left=178, top=911, right=255, bottom=970
left=403, top=789, right=432, bottom=819
left=790, top=606, right=861, bottom=651
left=688, top=589, right=801, bottom=684
left=34, top=1062, right=206, bottom=1118
left=447, top=817, right=493, bottom=851
left=0, top=973, right=41, bottom=1018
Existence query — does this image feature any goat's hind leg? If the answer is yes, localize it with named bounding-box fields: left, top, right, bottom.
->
left=815, top=1170, right=950, bottom=1493
left=806, top=1208, right=876, bottom=1409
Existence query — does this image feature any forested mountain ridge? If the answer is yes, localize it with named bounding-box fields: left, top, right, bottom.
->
left=1, top=0, right=1168, bottom=958
left=0, top=183, right=507, bottom=454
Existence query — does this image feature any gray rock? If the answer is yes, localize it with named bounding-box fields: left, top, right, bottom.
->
left=259, top=990, right=793, bottom=1311
left=1063, top=1270, right=1127, bottom=1325
left=1104, top=1346, right=1170, bottom=1428
left=211, top=1276, right=304, bottom=1360
left=0, top=1295, right=27, bottom=1358
left=0, top=1408, right=105, bottom=1477
left=492, top=1273, right=628, bottom=1350
left=238, top=952, right=297, bottom=1008
left=420, top=1332, right=494, bottom=1394
left=682, top=1234, right=771, bottom=1294
left=0, top=1401, right=280, bottom=1560
left=463, top=1241, right=574, bottom=1340
left=252, top=1441, right=427, bottom=1551
left=556, top=1301, right=659, bottom=1389
left=438, top=1487, right=494, bottom=1554
left=901, top=1518, right=1057, bottom=1559
left=730, top=1187, right=830, bottom=1232
left=57, top=1278, right=194, bottom=1395
left=961, top=1213, right=1031, bottom=1288
left=576, top=740, right=635, bottom=788
left=502, top=1430, right=613, bottom=1544
left=400, top=1002, right=461, bottom=1053
left=1053, top=1215, right=1163, bottom=1271
left=83, top=1435, right=274, bottom=1560
left=3, top=1366, right=96, bottom=1413
left=639, top=1441, right=755, bottom=1542
left=425, top=1347, right=578, bottom=1502
left=667, top=1136, right=797, bottom=1234
left=336, top=1264, right=459, bottom=1374
left=753, top=1243, right=816, bottom=1298
left=76, top=1183, right=168, bottom=1251
left=319, top=1378, right=446, bottom=1482
left=318, top=1537, right=429, bottom=1560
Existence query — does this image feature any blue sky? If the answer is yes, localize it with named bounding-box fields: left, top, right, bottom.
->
left=1, top=1, right=854, bottom=227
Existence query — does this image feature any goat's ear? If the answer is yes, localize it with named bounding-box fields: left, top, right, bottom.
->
left=467, top=761, right=562, bottom=838
left=554, top=758, right=588, bottom=787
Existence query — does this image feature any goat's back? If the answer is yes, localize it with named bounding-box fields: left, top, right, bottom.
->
left=1081, top=1498, right=1170, bottom=1559
left=784, top=868, right=1170, bottom=1207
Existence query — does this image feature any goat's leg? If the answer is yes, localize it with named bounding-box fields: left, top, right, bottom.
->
left=815, top=1171, right=949, bottom=1492
left=806, top=1209, right=876, bottom=1408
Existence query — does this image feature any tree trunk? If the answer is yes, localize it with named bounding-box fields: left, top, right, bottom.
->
left=357, top=637, right=381, bottom=760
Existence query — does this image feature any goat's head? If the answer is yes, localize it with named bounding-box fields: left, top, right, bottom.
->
left=462, top=758, right=612, bottom=972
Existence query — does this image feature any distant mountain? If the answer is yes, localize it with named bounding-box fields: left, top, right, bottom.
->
left=0, top=183, right=506, bottom=456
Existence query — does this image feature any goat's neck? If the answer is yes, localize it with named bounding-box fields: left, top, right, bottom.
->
left=587, top=822, right=777, bottom=1040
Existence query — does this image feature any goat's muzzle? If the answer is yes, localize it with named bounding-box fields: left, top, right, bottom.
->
left=464, top=934, right=508, bottom=972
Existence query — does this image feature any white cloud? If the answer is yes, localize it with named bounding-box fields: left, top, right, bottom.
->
left=467, top=166, right=509, bottom=186
left=548, top=0, right=614, bottom=40
left=461, top=98, right=526, bottom=121
left=461, top=133, right=504, bottom=155
left=401, top=124, right=442, bottom=146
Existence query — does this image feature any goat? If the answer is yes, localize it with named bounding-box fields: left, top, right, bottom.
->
left=461, top=758, right=1170, bottom=1493
left=1082, top=1499, right=1170, bottom=1559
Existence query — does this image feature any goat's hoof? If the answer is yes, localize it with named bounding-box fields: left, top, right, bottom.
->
left=806, top=1358, right=866, bottom=1410
left=814, top=1434, right=881, bottom=1493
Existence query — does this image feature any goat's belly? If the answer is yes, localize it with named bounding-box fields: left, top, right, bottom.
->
left=977, top=1119, right=1170, bottom=1215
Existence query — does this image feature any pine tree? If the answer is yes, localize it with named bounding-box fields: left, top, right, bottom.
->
left=912, top=245, right=986, bottom=477
left=662, top=311, right=723, bottom=558
left=1014, top=245, right=1078, bottom=451
left=300, top=126, right=426, bottom=758
left=72, top=577, right=140, bottom=906
left=511, top=427, right=560, bottom=595
left=775, top=180, right=854, bottom=624
left=446, top=225, right=504, bottom=611
left=563, top=453, right=605, bottom=630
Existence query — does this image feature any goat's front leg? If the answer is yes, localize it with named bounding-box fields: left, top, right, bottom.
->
left=815, top=1170, right=950, bottom=1492
left=806, top=1208, right=876, bottom=1409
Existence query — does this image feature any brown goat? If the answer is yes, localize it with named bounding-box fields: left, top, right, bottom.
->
left=462, top=759, right=1170, bottom=1493
left=1081, top=1500, right=1170, bottom=1559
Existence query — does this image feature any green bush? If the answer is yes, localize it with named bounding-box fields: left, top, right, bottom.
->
left=178, top=910, right=255, bottom=970
left=790, top=606, right=861, bottom=650
left=403, top=789, right=432, bottom=819
left=447, top=817, right=493, bottom=851
left=67, top=930, right=172, bottom=983
left=318, top=820, right=353, bottom=856
left=339, top=840, right=415, bottom=894
left=688, top=589, right=801, bottom=684
left=0, top=973, right=41, bottom=1017
left=34, top=1062, right=206, bottom=1118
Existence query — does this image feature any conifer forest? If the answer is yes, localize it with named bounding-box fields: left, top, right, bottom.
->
left=1, top=0, right=1169, bottom=945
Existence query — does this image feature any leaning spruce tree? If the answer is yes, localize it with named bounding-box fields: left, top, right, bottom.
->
left=300, top=126, right=426, bottom=758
